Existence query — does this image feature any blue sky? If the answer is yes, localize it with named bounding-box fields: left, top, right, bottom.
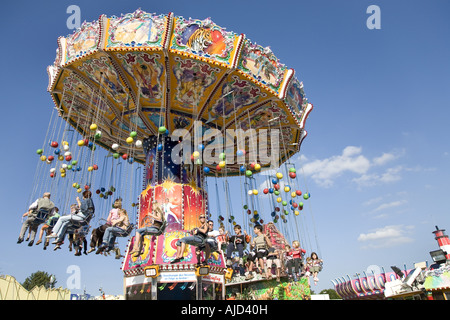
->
left=0, top=0, right=449, bottom=296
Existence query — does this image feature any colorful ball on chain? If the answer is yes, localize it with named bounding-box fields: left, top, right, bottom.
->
left=130, top=131, right=137, bottom=138
left=245, top=170, right=252, bottom=177
left=126, top=137, right=134, bottom=144
left=203, top=167, right=210, bottom=174
left=274, top=190, right=280, bottom=196
left=240, top=165, right=246, bottom=173
left=268, top=188, right=274, bottom=193
left=158, top=126, right=167, bottom=134
left=51, top=141, right=58, bottom=148
left=263, top=188, right=269, bottom=194
left=77, top=140, right=85, bottom=146
left=289, top=172, right=296, bottom=179
left=135, top=140, right=142, bottom=148
left=272, top=178, right=278, bottom=184
left=276, top=172, right=283, bottom=179
left=252, top=189, right=258, bottom=195
left=90, top=123, right=98, bottom=131
left=219, top=161, right=226, bottom=168
left=303, top=193, right=310, bottom=200
left=254, top=163, right=261, bottom=171
left=157, top=144, right=163, bottom=151
left=284, top=186, right=290, bottom=192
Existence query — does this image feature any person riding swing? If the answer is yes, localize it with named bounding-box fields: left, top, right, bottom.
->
left=129, top=201, right=166, bottom=257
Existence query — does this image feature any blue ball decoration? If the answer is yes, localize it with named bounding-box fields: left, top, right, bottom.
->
left=268, top=188, right=274, bottom=193
left=203, top=167, right=210, bottom=174
left=272, top=178, right=278, bottom=184
left=157, top=144, right=163, bottom=151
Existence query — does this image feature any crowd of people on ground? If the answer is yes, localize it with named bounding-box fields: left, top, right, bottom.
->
left=17, top=192, right=323, bottom=284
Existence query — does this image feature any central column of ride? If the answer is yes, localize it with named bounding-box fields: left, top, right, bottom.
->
left=127, top=135, right=208, bottom=266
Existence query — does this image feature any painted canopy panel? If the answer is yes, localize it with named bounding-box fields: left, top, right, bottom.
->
left=48, top=9, right=312, bottom=171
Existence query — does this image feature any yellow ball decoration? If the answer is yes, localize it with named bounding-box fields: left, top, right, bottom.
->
left=88, top=166, right=93, bottom=172
left=254, top=163, right=261, bottom=171
left=276, top=172, right=283, bottom=179
left=294, top=210, right=300, bottom=216
left=192, top=151, right=200, bottom=159
left=90, top=123, right=98, bottom=131
left=291, top=192, right=297, bottom=198
left=40, top=155, right=46, bottom=161
left=126, top=137, right=134, bottom=144
left=77, top=140, right=85, bottom=146
left=284, top=186, right=290, bottom=192
left=276, top=197, right=282, bottom=203
left=219, top=161, right=226, bottom=168
left=252, top=189, right=258, bottom=195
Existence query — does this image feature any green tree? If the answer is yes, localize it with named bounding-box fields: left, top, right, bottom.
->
left=21, top=271, right=57, bottom=291
left=319, top=288, right=341, bottom=300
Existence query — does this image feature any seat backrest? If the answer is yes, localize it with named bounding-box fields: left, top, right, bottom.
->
left=124, top=224, right=135, bottom=236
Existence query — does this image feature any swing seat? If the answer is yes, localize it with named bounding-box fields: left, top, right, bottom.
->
left=66, top=213, right=94, bottom=234
left=34, top=208, right=50, bottom=224
left=122, top=224, right=135, bottom=237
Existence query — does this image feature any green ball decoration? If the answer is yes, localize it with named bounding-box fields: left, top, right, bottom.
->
left=274, top=190, right=280, bottom=196
left=130, top=131, right=137, bottom=138
left=289, top=167, right=296, bottom=173
left=245, top=170, right=253, bottom=177
left=36, top=149, right=43, bottom=155
left=158, top=126, right=167, bottom=133
left=113, top=153, right=120, bottom=159
left=282, top=201, right=287, bottom=206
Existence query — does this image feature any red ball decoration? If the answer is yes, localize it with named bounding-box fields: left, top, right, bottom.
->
left=50, top=173, right=55, bottom=178
left=274, top=184, right=280, bottom=190
left=292, top=202, right=298, bottom=208
left=84, top=185, right=90, bottom=190
left=65, top=155, right=72, bottom=161
left=47, top=156, right=54, bottom=161
left=296, top=190, right=302, bottom=196
left=122, top=154, right=128, bottom=160
left=51, top=141, right=58, bottom=148
left=96, top=189, right=101, bottom=194
left=275, top=207, right=280, bottom=212
left=93, top=164, right=98, bottom=170
left=263, top=188, right=269, bottom=194
left=289, top=172, right=296, bottom=179
left=216, top=165, right=221, bottom=171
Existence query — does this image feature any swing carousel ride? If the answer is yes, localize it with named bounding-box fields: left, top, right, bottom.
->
left=35, top=9, right=315, bottom=299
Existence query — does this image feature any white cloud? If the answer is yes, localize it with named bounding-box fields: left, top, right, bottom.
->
left=298, top=146, right=404, bottom=188
left=372, top=200, right=407, bottom=212
left=358, top=225, right=414, bottom=249
left=300, top=146, right=370, bottom=187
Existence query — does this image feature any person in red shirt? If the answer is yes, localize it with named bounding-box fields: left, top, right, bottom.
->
left=286, top=240, right=306, bottom=281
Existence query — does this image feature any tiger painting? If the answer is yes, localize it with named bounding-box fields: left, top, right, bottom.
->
left=186, top=27, right=213, bottom=52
